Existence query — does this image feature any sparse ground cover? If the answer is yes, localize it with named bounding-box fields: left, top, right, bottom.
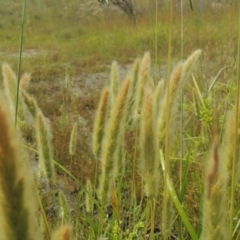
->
left=0, top=0, right=240, bottom=239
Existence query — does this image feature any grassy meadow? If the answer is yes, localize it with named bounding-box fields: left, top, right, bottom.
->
left=0, top=0, right=240, bottom=239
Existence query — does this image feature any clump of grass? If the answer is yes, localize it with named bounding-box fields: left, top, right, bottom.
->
left=139, top=88, right=160, bottom=239
left=98, top=77, right=131, bottom=205
left=3, top=64, right=55, bottom=186
left=90, top=50, right=202, bottom=239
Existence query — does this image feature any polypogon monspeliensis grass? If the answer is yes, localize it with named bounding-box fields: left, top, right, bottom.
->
left=21, top=89, right=38, bottom=119
left=69, top=122, right=78, bottom=156
left=0, top=93, right=39, bottom=240
left=2, top=63, right=25, bottom=124
left=59, top=191, right=71, bottom=224
left=92, top=50, right=203, bottom=238
left=2, top=63, right=55, bottom=188
left=2, top=63, right=38, bottom=141
left=125, top=58, right=141, bottom=129
left=158, top=50, right=201, bottom=239
left=158, top=49, right=202, bottom=148
left=201, top=111, right=228, bottom=240
left=98, top=77, right=131, bottom=205
left=139, top=88, right=160, bottom=198
left=20, top=72, right=31, bottom=90
left=36, top=110, right=55, bottom=184
left=135, top=52, right=151, bottom=118
left=85, top=179, right=94, bottom=213
left=92, top=86, right=110, bottom=160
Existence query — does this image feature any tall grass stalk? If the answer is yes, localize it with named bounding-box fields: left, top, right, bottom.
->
left=179, top=0, right=184, bottom=238
left=160, top=48, right=201, bottom=238
left=125, top=60, right=141, bottom=199
left=135, top=52, right=151, bottom=116
left=21, top=89, right=38, bottom=119
left=139, top=85, right=160, bottom=239
left=139, top=89, right=160, bottom=198
left=15, top=0, right=26, bottom=126
left=85, top=179, right=94, bottom=213
left=59, top=191, right=71, bottom=224
left=154, top=0, right=159, bottom=75
left=229, top=3, right=240, bottom=237
left=92, top=86, right=110, bottom=160
left=126, top=58, right=141, bottom=129
left=162, top=0, right=174, bottom=237
left=36, top=111, right=55, bottom=183
left=98, top=77, right=131, bottom=205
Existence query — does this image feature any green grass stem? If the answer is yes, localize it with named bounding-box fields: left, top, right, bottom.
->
left=160, top=150, right=198, bottom=240
left=15, top=0, right=26, bottom=127
left=162, top=1, right=174, bottom=237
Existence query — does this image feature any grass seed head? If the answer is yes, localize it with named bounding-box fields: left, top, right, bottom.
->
left=98, top=77, right=131, bottom=205
left=158, top=62, right=183, bottom=146
left=85, top=179, right=94, bottom=213
left=135, top=52, right=151, bottom=116
left=92, top=86, right=110, bottom=160
left=21, top=89, right=38, bottom=119
left=59, top=191, right=71, bottom=224
left=2, top=63, right=25, bottom=123
left=125, top=58, right=141, bottom=129
left=36, top=111, right=55, bottom=183
left=20, top=73, right=31, bottom=89
left=69, top=122, right=78, bottom=156
left=139, top=89, right=160, bottom=198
